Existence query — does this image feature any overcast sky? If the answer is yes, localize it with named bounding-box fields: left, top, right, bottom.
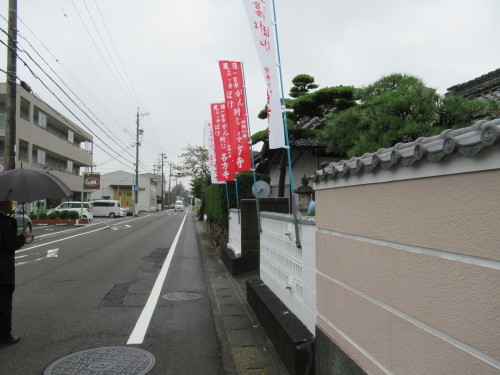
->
left=1, top=0, right=499, bottom=185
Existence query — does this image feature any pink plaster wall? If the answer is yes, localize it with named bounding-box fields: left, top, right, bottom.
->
left=316, top=170, right=500, bottom=260
left=315, top=169, right=500, bottom=374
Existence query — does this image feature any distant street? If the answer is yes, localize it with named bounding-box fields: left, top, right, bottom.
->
left=0, top=211, right=223, bottom=375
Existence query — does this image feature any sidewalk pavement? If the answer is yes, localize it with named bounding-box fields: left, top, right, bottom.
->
left=194, top=217, right=289, bottom=375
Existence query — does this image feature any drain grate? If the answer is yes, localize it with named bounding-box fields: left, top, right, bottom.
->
left=162, top=291, right=202, bottom=301
left=44, top=346, right=155, bottom=375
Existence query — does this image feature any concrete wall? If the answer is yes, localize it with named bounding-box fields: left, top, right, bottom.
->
left=314, top=145, right=500, bottom=374
left=227, top=208, right=242, bottom=257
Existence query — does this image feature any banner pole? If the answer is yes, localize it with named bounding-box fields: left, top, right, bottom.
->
left=225, top=182, right=231, bottom=218
left=271, top=0, right=301, bottom=248
left=234, top=173, right=241, bottom=224
left=241, top=61, right=261, bottom=232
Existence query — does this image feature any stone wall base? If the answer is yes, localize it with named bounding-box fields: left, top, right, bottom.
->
left=247, top=277, right=314, bottom=375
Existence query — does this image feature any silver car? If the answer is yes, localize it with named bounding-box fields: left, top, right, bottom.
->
left=14, top=207, right=32, bottom=235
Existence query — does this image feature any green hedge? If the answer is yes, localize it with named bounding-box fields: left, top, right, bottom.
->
left=205, top=172, right=270, bottom=228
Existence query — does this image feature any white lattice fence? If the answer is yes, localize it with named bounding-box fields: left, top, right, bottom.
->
left=260, top=212, right=317, bottom=333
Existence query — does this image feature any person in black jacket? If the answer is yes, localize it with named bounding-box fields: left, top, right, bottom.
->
left=0, top=201, right=29, bottom=348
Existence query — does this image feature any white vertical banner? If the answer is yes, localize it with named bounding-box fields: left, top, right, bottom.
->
left=205, top=122, right=224, bottom=184
left=242, top=0, right=286, bottom=149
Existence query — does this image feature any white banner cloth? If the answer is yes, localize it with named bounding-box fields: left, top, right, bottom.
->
left=242, top=0, right=285, bottom=149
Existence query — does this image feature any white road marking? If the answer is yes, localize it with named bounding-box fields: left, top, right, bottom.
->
left=127, top=215, right=187, bottom=345
left=15, top=226, right=110, bottom=254
left=16, top=248, right=59, bottom=266
left=18, top=216, right=150, bottom=255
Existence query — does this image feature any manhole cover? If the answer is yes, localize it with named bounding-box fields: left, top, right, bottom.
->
left=162, top=291, right=202, bottom=301
left=44, top=346, right=155, bottom=375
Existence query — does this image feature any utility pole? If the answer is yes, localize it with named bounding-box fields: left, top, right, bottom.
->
left=160, top=153, right=166, bottom=210
left=5, top=0, right=17, bottom=170
left=135, top=109, right=139, bottom=216
left=134, top=108, right=147, bottom=216
left=168, top=162, right=172, bottom=208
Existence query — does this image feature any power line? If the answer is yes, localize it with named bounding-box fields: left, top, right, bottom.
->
left=0, top=37, right=137, bottom=164
left=2, top=13, right=132, bottom=134
left=68, top=0, right=137, bottom=108
left=2, top=40, right=143, bottom=172
left=0, top=24, right=154, bottom=174
left=82, top=0, right=139, bottom=107
left=93, top=0, right=146, bottom=110
left=1, top=11, right=156, bottom=175
left=54, top=0, right=133, bottom=127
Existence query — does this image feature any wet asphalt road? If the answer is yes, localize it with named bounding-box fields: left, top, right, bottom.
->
left=0, top=211, right=222, bottom=375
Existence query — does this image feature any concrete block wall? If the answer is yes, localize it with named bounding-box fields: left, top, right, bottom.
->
left=313, top=145, right=500, bottom=374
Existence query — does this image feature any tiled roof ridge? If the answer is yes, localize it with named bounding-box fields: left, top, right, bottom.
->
left=311, top=119, right=500, bottom=183
left=447, top=68, right=500, bottom=95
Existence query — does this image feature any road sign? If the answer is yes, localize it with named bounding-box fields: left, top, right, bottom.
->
left=0, top=162, right=7, bottom=172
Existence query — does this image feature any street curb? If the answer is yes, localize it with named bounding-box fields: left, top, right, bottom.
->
left=193, top=216, right=289, bottom=375
left=193, top=217, right=237, bottom=375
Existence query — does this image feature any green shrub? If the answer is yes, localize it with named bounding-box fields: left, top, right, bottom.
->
left=205, top=184, right=228, bottom=227
left=38, top=212, right=48, bottom=220
left=29, top=213, right=37, bottom=220
left=59, top=210, right=70, bottom=219
left=54, top=210, right=61, bottom=218
left=69, top=211, right=79, bottom=220
left=204, top=172, right=270, bottom=228
left=48, top=212, right=58, bottom=220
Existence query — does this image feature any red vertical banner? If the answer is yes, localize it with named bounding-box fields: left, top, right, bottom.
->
left=219, top=61, right=252, bottom=173
left=210, top=103, right=234, bottom=181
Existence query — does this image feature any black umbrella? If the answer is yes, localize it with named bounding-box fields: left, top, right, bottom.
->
left=0, top=168, right=72, bottom=244
left=0, top=168, right=72, bottom=202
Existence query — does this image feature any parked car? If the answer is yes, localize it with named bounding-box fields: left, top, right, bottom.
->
left=174, top=200, right=184, bottom=212
left=90, top=200, right=123, bottom=218
left=48, top=201, right=93, bottom=220
left=14, top=207, right=32, bottom=235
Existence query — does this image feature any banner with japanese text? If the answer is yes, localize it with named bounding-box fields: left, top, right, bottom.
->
left=242, top=0, right=285, bottom=149
left=210, top=103, right=234, bottom=181
left=218, top=60, right=252, bottom=173
left=205, top=122, right=224, bottom=184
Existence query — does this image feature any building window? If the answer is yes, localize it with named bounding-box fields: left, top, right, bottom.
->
left=37, top=149, right=46, bottom=165
left=68, top=129, right=74, bottom=143
left=67, top=160, right=73, bottom=174
left=37, top=111, right=47, bottom=129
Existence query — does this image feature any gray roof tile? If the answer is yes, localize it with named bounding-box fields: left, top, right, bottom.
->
left=310, top=119, right=500, bottom=183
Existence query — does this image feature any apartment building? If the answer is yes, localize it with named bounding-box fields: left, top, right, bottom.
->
left=0, top=82, right=93, bottom=200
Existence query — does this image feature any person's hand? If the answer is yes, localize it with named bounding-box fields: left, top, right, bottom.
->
left=21, top=229, right=30, bottom=239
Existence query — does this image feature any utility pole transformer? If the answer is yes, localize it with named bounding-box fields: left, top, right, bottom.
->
left=5, top=0, right=17, bottom=170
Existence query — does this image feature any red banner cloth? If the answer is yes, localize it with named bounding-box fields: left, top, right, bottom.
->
left=218, top=61, right=252, bottom=173
left=210, top=103, right=234, bottom=181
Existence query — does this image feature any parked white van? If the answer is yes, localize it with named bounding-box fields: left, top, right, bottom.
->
left=49, top=201, right=93, bottom=220
left=91, top=200, right=123, bottom=218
